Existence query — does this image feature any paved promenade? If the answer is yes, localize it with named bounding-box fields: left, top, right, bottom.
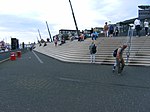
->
left=0, top=51, right=150, bottom=112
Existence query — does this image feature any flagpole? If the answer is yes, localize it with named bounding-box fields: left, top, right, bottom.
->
left=46, top=21, right=52, bottom=42
left=69, top=0, right=80, bottom=37
left=38, top=29, right=42, bottom=40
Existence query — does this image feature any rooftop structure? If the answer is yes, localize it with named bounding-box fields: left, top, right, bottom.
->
left=138, top=5, right=150, bottom=19
left=138, top=5, right=150, bottom=10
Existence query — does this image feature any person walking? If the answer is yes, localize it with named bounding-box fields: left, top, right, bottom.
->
left=144, top=19, right=149, bottom=36
left=112, top=45, right=127, bottom=74
left=91, top=31, right=98, bottom=40
left=89, top=41, right=97, bottom=63
left=90, top=28, right=94, bottom=37
left=115, top=26, right=119, bottom=36
left=103, top=22, right=109, bottom=37
left=78, top=32, right=84, bottom=41
left=109, top=24, right=114, bottom=37
left=112, top=48, right=118, bottom=72
left=134, top=18, right=141, bottom=37
left=54, top=36, right=58, bottom=46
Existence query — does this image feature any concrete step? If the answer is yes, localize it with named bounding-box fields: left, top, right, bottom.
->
left=34, top=36, right=150, bottom=66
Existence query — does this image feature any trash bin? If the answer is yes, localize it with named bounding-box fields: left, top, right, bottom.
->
left=17, top=51, right=21, bottom=58
left=10, top=52, right=16, bottom=61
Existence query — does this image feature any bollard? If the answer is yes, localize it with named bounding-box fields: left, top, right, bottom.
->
left=10, top=52, right=16, bottom=61
left=17, top=51, right=21, bottom=58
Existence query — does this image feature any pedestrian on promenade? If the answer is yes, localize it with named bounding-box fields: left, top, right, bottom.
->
left=90, top=28, right=94, bottom=37
left=134, top=18, right=141, bottom=37
left=109, top=24, right=114, bottom=37
left=103, top=22, right=109, bottom=37
left=89, top=41, right=97, bottom=63
left=39, top=42, right=42, bottom=47
left=47, top=38, right=50, bottom=42
left=78, top=32, right=84, bottom=41
left=54, top=36, right=58, bottom=46
left=91, top=31, right=98, bottom=40
left=144, top=19, right=149, bottom=36
left=115, top=26, right=119, bottom=36
left=112, top=45, right=127, bottom=74
left=43, top=42, right=47, bottom=47
left=112, top=48, right=118, bottom=72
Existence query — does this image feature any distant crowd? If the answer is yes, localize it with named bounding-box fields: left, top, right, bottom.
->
left=103, top=18, right=150, bottom=38
left=37, top=18, right=149, bottom=48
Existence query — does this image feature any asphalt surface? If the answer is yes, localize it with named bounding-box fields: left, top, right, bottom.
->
left=0, top=51, right=150, bottom=112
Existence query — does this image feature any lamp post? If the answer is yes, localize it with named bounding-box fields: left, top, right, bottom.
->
left=69, top=0, right=80, bottom=37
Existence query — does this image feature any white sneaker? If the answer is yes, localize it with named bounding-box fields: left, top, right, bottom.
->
left=112, top=69, right=115, bottom=73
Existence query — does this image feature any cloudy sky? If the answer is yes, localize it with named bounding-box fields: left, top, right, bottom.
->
left=0, top=0, right=149, bottom=44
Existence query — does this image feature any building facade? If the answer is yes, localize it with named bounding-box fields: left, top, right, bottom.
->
left=117, top=5, right=150, bottom=36
left=138, top=5, right=150, bottom=19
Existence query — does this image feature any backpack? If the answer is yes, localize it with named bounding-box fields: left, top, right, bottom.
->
left=92, top=45, right=97, bottom=54
left=109, top=25, right=114, bottom=31
left=113, top=48, right=118, bottom=57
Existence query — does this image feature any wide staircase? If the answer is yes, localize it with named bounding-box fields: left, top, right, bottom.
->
left=34, top=36, right=150, bottom=66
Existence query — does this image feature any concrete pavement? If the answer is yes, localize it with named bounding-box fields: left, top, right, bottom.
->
left=0, top=51, right=150, bottom=112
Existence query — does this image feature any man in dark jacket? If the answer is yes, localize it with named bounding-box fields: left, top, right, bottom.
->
left=89, top=41, right=97, bottom=63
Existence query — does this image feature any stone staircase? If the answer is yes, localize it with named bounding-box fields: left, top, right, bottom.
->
left=128, top=36, right=150, bottom=66
left=34, top=36, right=150, bottom=66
